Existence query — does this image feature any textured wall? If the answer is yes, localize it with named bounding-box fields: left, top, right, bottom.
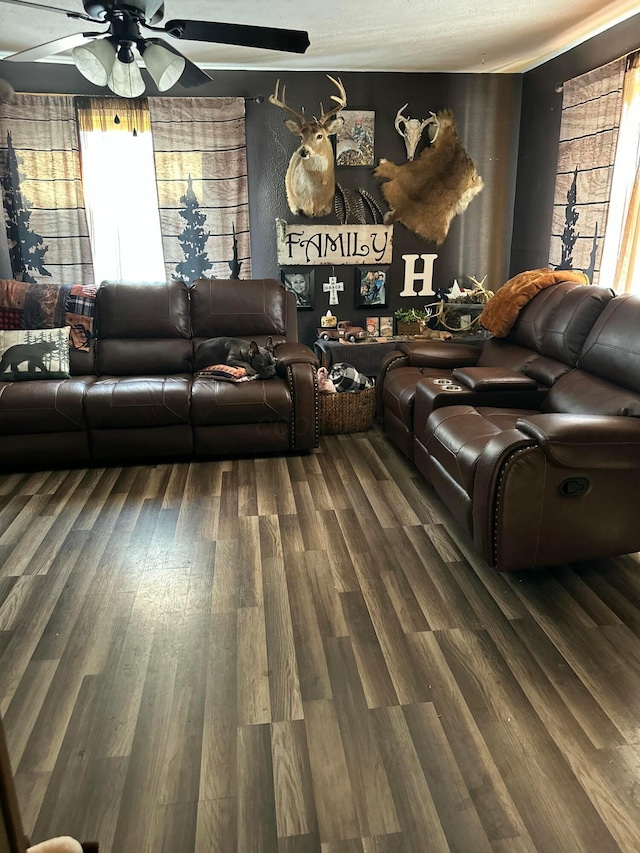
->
left=0, top=62, right=521, bottom=345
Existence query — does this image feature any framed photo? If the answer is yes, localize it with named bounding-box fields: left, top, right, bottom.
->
left=379, top=316, right=394, bottom=338
left=280, top=267, right=314, bottom=310
left=365, top=316, right=380, bottom=337
left=336, top=110, right=375, bottom=166
left=356, top=267, right=388, bottom=308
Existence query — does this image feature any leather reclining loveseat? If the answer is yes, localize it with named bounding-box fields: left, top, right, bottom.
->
left=0, top=278, right=319, bottom=470
left=380, top=281, right=640, bottom=571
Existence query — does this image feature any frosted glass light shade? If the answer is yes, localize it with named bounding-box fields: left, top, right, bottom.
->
left=143, top=43, right=185, bottom=91
left=108, top=57, right=146, bottom=98
left=73, top=38, right=116, bottom=86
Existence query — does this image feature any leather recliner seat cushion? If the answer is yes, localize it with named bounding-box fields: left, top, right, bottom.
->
left=191, top=377, right=291, bottom=426
left=84, top=376, right=191, bottom=429
left=0, top=378, right=94, bottom=434
left=421, top=405, right=539, bottom=496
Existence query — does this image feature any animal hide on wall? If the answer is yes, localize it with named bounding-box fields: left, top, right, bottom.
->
left=0, top=78, right=15, bottom=104
left=375, top=109, right=483, bottom=245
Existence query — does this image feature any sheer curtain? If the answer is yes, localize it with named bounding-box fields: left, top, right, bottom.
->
left=599, top=52, right=640, bottom=293
left=76, top=97, right=166, bottom=283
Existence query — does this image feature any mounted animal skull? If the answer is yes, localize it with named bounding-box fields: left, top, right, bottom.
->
left=269, top=75, right=347, bottom=218
left=394, top=104, right=439, bottom=161
left=375, top=109, right=483, bottom=245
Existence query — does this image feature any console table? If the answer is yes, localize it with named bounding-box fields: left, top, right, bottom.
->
left=314, top=334, right=488, bottom=379
left=314, top=339, right=399, bottom=377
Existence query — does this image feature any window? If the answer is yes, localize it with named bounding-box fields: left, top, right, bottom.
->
left=76, top=97, right=166, bottom=283
left=599, top=52, right=640, bottom=293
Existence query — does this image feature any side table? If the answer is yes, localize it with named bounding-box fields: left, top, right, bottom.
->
left=313, top=339, right=400, bottom=378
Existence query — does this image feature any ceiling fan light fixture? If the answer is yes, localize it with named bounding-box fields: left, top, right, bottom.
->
left=72, top=37, right=116, bottom=86
left=143, top=43, right=185, bottom=91
left=107, top=55, right=145, bottom=98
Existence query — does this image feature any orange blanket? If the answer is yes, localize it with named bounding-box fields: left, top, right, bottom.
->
left=479, top=268, right=589, bottom=337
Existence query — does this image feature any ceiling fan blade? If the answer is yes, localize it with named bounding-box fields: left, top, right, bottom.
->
left=4, top=31, right=106, bottom=62
left=143, top=37, right=212, bottom=88
left=162, top=20, right=310, bottom=54
left=0, top=0, right=96, bottom=21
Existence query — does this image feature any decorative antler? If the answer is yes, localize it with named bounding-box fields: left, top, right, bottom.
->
left=395, top=104, right=409, bottom=135
left=427, top=111, right=441, bottom=143
left=269, top=79, right=305, bottom=125
left=318, top=75, right=347, bottom=125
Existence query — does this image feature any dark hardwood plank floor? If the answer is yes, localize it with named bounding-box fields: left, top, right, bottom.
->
left=2, top=425, right=640, bottom=852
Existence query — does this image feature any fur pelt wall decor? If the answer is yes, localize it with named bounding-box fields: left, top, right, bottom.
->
left=375, top=109, right=483, bottom=245
left=0, top=78, right=16, bottom=104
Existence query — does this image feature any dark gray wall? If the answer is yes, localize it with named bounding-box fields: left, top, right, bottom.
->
left=0, top=61, right=520, bottom=345
left=511, top=13, right=640, bottom=276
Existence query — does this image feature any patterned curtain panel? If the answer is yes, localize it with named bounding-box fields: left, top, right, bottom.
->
left=148, top=97, right=251, bottom=283
left=550, top=58, right=625, bottom=285
left=0, top=94, right=93, bottom=284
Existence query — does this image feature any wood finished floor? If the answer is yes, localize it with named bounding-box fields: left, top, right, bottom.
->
left=2, top=425, right=640, bottom=852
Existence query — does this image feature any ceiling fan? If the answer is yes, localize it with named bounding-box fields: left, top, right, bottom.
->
left=0, top=0, right=311, bottom=97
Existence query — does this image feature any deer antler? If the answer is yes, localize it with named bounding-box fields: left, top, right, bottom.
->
left=269, top=79, right=305, bottom=125
left=428, top=111, right=441, bottom=143
left=319, top=75, right=347, bottom=124
left=394, top=104, right=408, bottom=135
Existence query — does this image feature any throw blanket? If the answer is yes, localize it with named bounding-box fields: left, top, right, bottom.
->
left=479, top=268, right=589, bottom=338
left=0, top=280, right=96, bottom=351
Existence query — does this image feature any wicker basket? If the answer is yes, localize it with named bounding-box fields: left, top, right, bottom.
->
left=319, top=386, right=376, bottom=434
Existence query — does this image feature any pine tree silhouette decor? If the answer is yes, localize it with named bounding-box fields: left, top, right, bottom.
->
left=174, top=174, right=213, bottom=284
left=558, top=166, right=579, bottom=270
left=1, top=131, right=51, bottom=282
left=228, top=222, right=242, bottom=279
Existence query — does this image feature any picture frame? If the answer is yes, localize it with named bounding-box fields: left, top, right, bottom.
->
left=365, top=316, right=380, bottom=337
left=336, top=110, right=375, bottom=167
left=280, top=267, right=314, bottom=310
left=379, top=316, right=394, bottom=338
left=356, top=267, right=388, bottom=308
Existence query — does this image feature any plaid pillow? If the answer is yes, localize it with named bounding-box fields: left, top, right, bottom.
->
left=329, top=362, right=374, bottom=392
left=65, top=284, right=98, bottom=316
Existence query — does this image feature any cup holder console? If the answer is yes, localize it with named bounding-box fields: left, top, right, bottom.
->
left=431, top=378, right=463, bottom=392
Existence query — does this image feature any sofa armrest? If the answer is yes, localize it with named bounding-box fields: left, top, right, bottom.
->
left=515, top=414, right=640, bottom=469
left=452, top=367, right=538, bottom=392
left=285, top=361, right=319, bottom=451
left=397, top=341, right=480, bottom=369
left=275, top=341, right=319, bottom=372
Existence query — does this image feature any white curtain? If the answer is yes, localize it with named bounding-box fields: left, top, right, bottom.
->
left=76, top=98, right=165, bottom=283
left=599, top=52, right=640, bottom=292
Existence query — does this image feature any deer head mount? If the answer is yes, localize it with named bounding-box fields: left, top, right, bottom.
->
left=269, top=75, right=347, bottom=218
left=376, top=109, right=483, bottom=246
left=394, top=104, right=439, bottom=161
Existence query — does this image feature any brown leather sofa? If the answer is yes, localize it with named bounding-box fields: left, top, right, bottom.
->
left=0, top=278, right=319, bottom=470
left=382, top=282, right=640, bottom=571
left=380, top=281, right=614, bottom=458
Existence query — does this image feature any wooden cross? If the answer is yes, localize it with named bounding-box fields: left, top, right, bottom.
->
left=323, top=275, right=344, bottom=306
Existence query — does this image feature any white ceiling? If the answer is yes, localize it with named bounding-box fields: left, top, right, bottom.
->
left=0, top=0, right=638, bottom=74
